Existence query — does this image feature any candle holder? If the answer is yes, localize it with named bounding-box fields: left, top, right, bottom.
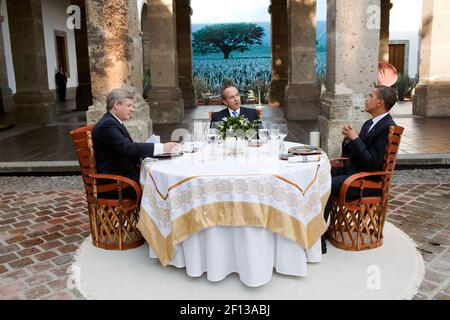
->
left=255, top=79, right=264, bottom=110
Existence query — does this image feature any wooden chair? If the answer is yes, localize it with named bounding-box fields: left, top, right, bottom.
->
left=70, top=124, right=145, bottom=250
left=327, top=126, right=404, bottom=251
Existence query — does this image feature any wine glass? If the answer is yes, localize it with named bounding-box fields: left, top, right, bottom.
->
left=278, top=124, right=288, bottom=153
left=258, top=128, right=269, bottom=143
left=269, top=123, right=279, bottom=140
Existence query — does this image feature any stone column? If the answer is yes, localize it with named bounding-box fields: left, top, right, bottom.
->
left=319, top=0, right=380, bottom=157
left=176, top=0, right=195, bottom=109
left=71, top=0, right=93, bottom=111
left=284, top=0, right=319, bottom=120
left=6, top=0, right=56, bottom=125
left=269, top=0, right=288, bottom=108
left=85, top=0, right=152, bottom=141
left=0, top=15, right=13, bottom=113
left=141, top=3, right=151, bottom=75
left=413, top=0, right=450, bottom=117
left=379, top=0, right=392, bottom=63
left=147, top=0, right=184, bottom=123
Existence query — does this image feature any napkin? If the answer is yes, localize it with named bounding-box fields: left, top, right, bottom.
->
left=146, top=134, right=160, bottom=143
left=288, top=154, right=321, bottom=163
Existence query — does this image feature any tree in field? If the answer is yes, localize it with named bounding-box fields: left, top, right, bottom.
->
left=193, top=23, right=265, bottom=59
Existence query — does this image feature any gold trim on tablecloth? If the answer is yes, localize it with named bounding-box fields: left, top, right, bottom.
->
left=137, top=190, right=330, bottom=266
left=144, top=164, right=321, bottom=200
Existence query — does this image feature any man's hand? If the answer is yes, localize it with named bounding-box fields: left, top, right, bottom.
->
left=163, top=142, right=182, bottom=154
left=341, top=124, right=359, bottom=141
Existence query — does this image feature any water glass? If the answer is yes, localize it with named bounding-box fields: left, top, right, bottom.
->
left=278, top=124, right=288, bottom=153
left=269, top=124, right=279, bottom=140
left=258, top=129, right=269, bottom=143
left=278, top=124, right=288, bottom=140
left=206, top=128, right=218, bottom=145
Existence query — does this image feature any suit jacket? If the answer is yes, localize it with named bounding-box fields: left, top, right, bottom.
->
left=210, top=106, right=259, bottom=124
left=342, top=113, right=396, bottom=175
left=92, top=112, right=155, bottom=183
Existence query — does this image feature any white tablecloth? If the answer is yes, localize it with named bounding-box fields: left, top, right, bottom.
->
left=138, top=141, right=331, bottom=287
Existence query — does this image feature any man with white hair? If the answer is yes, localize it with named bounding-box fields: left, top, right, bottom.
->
left=92, top=88, right=180, bottom=197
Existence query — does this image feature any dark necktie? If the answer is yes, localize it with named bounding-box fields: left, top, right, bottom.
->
left=120, top=123, right=133, bottom=142
left=359, top=119, right=373, bottom=141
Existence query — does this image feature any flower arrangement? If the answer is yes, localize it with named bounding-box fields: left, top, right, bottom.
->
left=216, top=115, right=261, bottom=140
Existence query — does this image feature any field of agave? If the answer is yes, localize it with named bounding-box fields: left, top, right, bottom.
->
left=192, top=50, right=327, bottom=103
left=193, top=57, right=271, bottom=99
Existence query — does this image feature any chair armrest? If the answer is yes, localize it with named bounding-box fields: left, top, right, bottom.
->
left=330, top=157, right=349, bottom=168
left=338, top=171, right=388, bottom=205
left=88, top=173, right=142, bottom=201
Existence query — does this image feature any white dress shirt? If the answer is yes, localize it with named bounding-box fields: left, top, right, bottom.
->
left=109, top=112, right=164, bottom=155
left=228, top=108, right=240, bottom=117
left=369, top=112, right=390, bottom=132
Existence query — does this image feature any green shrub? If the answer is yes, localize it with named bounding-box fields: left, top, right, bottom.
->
left=395, top=73, right=417, bottom=101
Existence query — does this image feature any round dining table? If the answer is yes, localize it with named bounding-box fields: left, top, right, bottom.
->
left=137, top=141, right=331, bottom=287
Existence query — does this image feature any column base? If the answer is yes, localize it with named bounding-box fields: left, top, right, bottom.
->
left=179, top=80, right=196, bottom=109
left=12, top=91, right=56, bottom=125
left=269, top=79, right=287, bottom=108
left=318, top=116, right=348, bottom=158
left=0, top=86, right=13, bottom=113
left=413, top=81, right=450, bottom=117
left=75, top=83, right=93, bottom=111
left=284, top=83, right=319, bottom=120
left=148, top=87, right=184, bottom=124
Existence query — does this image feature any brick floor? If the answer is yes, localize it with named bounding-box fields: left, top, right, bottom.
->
left=0, top=189, right=89, bottom=300
left=0, top=174, right=449, bottom=300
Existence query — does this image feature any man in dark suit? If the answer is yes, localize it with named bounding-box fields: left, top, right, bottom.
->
left=210, top=85, right=259, bottom=125
left=322, top=85, right=398, bottom=253
left=92, top=88, right=180, bottom=198
left=55, top=66, right=67, bottom=102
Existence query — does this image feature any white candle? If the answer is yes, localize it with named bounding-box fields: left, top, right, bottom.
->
left=310, top=131, right=320, bottom=147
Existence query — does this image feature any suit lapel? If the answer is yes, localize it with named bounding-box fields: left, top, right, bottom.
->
left=107, top=112, right=133, bottom=142
left=369, top=114, right=392, bottom=135
left=366, top=114, right=393, bottom=142
left=359, top=119, right=372, bottom=142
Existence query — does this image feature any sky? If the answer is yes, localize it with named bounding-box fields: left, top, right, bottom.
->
left=190, top=0, right=422, bottom=25
left=190, top=0, right=327, bottom=23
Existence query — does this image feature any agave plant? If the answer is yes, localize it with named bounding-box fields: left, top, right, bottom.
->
left=395, top=73, right=417, bottom=101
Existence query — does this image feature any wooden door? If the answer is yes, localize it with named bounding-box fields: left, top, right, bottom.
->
left=389, top=44, right=405, bottom=74
left=56, top=35, right=67, bottom=72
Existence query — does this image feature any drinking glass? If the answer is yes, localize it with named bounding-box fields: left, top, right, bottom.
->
left=206, top=128, right=218, bottom=145
left=278, top=124, right=288, bottom=153
left=258, top=128, right=269, bottom=143
left=269, top=123, right=279, bottom=140
left=278, top=124, right=288, bottom=141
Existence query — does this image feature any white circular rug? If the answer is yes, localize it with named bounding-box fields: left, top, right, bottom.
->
left=69, top=222, right=424, bottom=300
